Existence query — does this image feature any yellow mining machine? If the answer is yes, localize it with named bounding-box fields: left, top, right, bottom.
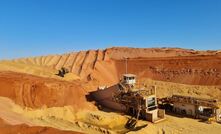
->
left=113, top=74, right=165, bottom=128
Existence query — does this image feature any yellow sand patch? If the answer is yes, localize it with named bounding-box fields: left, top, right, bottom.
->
left=0, top=97, right=128, bottom=134
left=138, top=78, right=221, bottom=100
left=63, top=73, right=80, bottom=81
left=0, top=61, right=79, bottom=81
left=76, top=111, right=128, bottom=130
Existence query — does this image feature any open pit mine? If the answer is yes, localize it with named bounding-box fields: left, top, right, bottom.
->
left=0, top=47, right=221, bottom=134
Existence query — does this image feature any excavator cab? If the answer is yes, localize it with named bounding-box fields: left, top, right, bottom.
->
left=122, top=74, right=136, bottom=86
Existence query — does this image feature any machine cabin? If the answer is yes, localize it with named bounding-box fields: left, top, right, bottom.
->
left=122, top=74, right=136, bottom=86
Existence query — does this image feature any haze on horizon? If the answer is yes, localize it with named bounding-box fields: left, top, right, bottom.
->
left=0, top=0, right=221, bottom=59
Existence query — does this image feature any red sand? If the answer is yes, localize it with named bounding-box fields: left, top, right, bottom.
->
left=0, top=71, right=93, bottom=109
left=1, top=47, right=221, bottom=133
left=10, top=47, right=221, bottom=86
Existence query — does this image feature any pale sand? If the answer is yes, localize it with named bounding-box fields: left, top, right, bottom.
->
left=0, top=97, right=128, bottom=134
left=1, top=96, right=220, bottom=134
left=0, top=47, right=221, bottom=134
left=0, top=61, right=80, bottom=81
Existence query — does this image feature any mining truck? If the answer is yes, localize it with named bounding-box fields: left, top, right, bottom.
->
left=113, top=74, right=165, bottom=128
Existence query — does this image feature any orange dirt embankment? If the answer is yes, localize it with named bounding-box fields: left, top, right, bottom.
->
left=0, top=71, right=94, bottom=109
left=114, top=55, right=221, bottom=85
left=0, top=118, right=82, bottom=134
left=97, top=47, right=221, bottom=85
left=6, top=47, right=221, bottom=86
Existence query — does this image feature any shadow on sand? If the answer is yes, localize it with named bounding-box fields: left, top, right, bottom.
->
left=85, top=84, right=125, bottom=113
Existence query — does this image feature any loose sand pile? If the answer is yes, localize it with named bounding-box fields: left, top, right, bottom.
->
left=0, top=97, right=130, bottom=134
left=1, top=96, right=220, bottom=134
left=2, top=47, right=221, bottom=85
left=0, top=71, right=93, bottom=109
left=139, top=78, right=221, bottom=100
left=0, top=61, right=80, bottom=81
left=0, top=47, right=221, bottom=134
left=0, top=118, right=83, bottom=134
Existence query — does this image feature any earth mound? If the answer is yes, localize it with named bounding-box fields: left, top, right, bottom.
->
left=1, top=47, right=221, bottom=86
left=0, top=47, right=221, bottom=134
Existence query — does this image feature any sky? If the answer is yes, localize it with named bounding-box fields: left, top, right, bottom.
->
left=0, top=0, right=221, bottom=59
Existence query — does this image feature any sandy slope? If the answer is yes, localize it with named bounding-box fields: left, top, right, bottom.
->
left=127, top=114, right=221, bottom=134
left=0, top=95, right=220, bottom=134
left=0, top=47, right=221, bottom=134
left=0, top=61, right=80, bottom=81
left=1, top=47, right=221, bottom=86
left=0, top=71, right=93, bottom=109
left=139, top=78, right=221, bottom=100
left=0, top=97, right=130, bottom=134
left=0, top=118, right=82, bottom=134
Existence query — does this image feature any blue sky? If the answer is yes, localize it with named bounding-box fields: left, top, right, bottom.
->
left=0, top=0, right=221, bottom=59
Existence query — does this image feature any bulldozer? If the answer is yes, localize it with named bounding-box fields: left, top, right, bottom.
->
left=56, top=67, right=69, bottom=77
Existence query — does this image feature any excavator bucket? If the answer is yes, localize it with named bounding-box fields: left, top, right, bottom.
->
left=125, top=109, right=140, bottom=129
left=125, top=118, right=137, bottom=129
